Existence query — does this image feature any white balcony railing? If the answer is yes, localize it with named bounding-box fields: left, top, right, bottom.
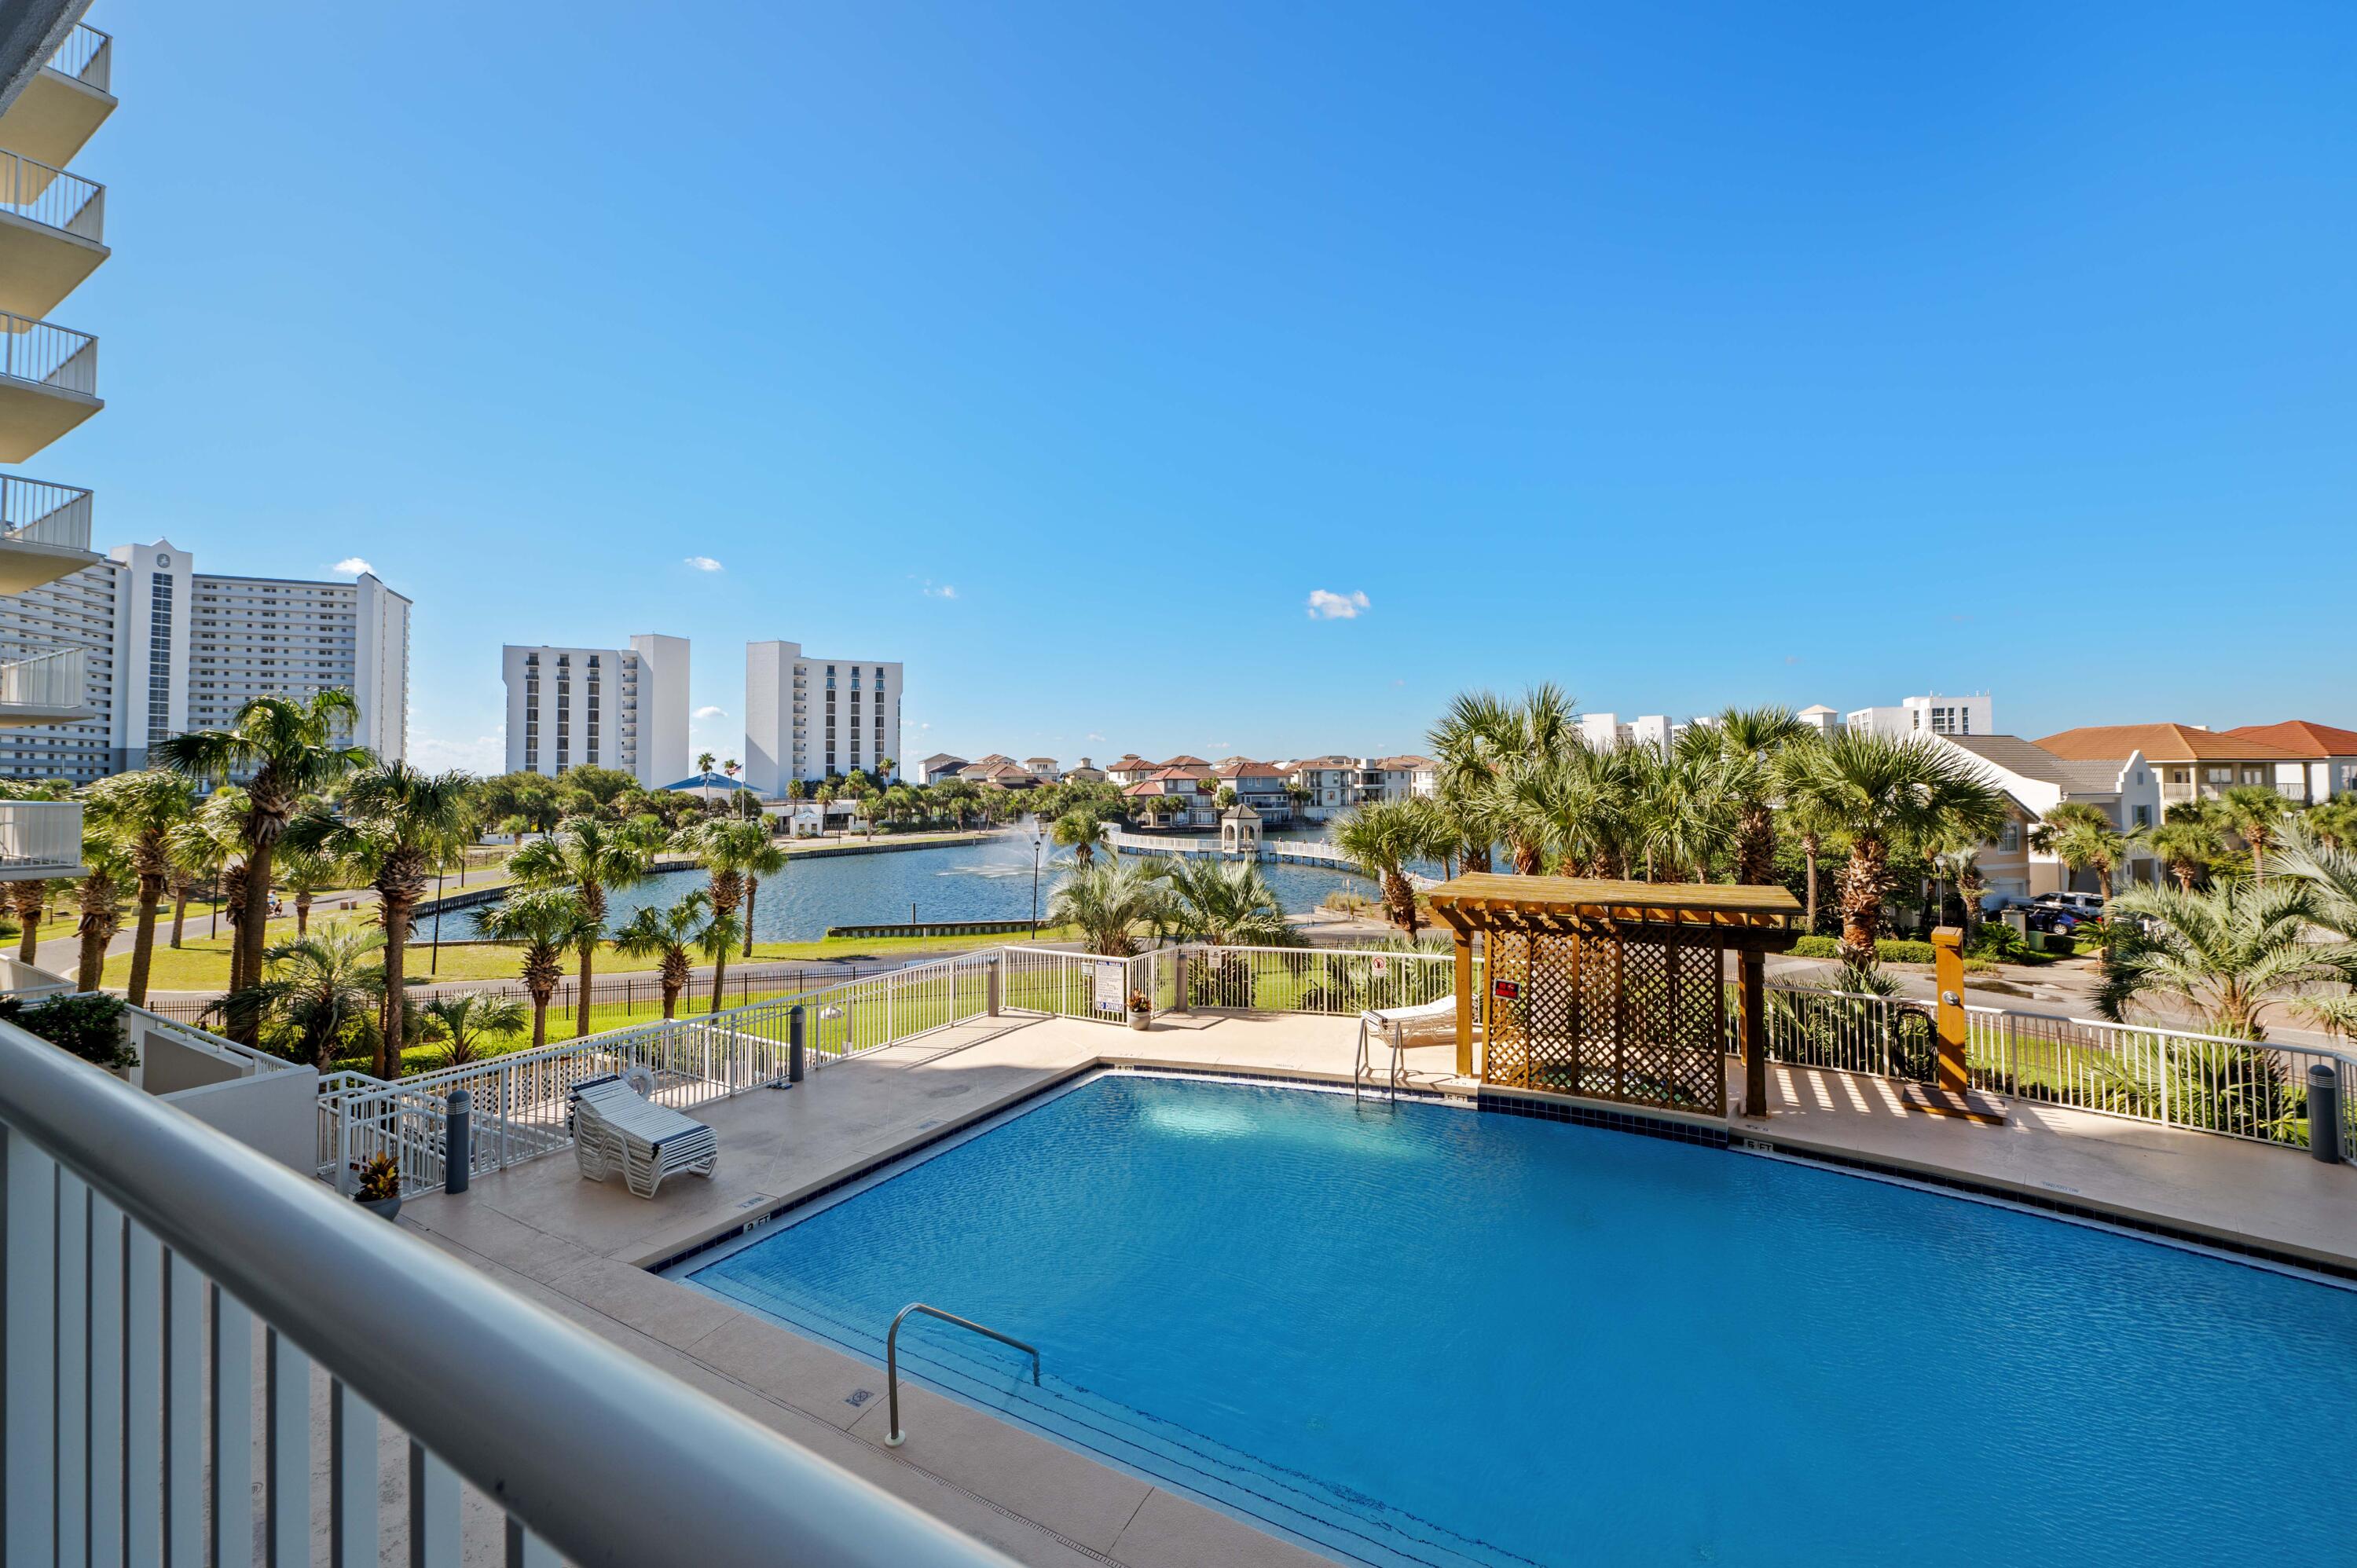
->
left=0, top=473, right=90, bottom=551
left=0, top=310, right=97, bottom=396
left=0, top=797, right=80, bottom=873
left=46, top=21, right=112, bottom=92
left=0, top=1020, right=1015, bottom=1566
left=0, top=643, right=85, bottom=709
left=0, top=148, right=104, bottom=243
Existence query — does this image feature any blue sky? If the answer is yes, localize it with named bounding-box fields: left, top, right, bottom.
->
left=60, top=2, right=2357, bottom=771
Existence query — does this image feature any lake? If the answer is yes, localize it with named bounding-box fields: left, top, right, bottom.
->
left=433, top=833, right=1380, bottom=944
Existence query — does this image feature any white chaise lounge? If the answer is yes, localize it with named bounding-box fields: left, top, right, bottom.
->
left=1355, top=995, right=1461, bottom=1098
left=568, top=1075, right=719, bottom=1198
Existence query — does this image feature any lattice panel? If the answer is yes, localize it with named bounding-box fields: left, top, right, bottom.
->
left=1482, top=925, right=1727, bottom=1116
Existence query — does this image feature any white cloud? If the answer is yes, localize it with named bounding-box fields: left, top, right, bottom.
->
left=1087, top=732, right=1105, bottom=742
left=1306, top=588, right=1370, bottom=621
left=332, top=556, right=373, bottom=577
left=684, top=555, right=724, bottom=573
left=1391, top=678, right=1406, bottom=688
left=920, top=581, right=958, bottom=599
left=693, top=705, right=726, bottom=720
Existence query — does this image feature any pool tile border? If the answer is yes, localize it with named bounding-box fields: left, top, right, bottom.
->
left=1475, top=1088, right=1731, bottom=1148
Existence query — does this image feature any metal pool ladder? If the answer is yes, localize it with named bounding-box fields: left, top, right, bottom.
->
left=883, top=1302, right=1042, bottom=1448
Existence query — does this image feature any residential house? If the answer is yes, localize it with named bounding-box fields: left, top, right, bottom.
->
left=959, top=758, right=1037, bottom=789
left=1105, top=755, right=1156, bottom=786
left=1286, top=756, right=1358, bottom=821
left=913, top=752, right=970, bottom=785
left=1122, top=767, right=1211, bottom=826
left=1022, top=756, right=1061, bottom=782
left=1354, top=755, right=1429, bottom=805
left=2036, top=724, right=2314, bottom=808
left=2220, top=721, right=2357, bottom=803
left=1937, top=735, right=2161, bottom=900
left=1211, top=759, right=1292, bottom=823
left=1061, top=755, right=1108, bottom=784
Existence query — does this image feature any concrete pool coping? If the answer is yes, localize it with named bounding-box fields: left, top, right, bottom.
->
left=399, top=1009, right=2357, bottom=1566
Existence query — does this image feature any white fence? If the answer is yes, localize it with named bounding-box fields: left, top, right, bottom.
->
left=0, top=796, right=80, bottom=873
left=1754, top=985, right=2357, bottom=1161
left=324, top=952, right=998, bottom=1196
left=0, top=148, right=104, bottom=242
left=1175, top=943, right=1463, bottom=1015
left=46, top=20, right=111, bottom=91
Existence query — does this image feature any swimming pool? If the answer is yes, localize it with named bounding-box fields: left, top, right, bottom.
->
left=673, top=1074, right=2357, bottom=1566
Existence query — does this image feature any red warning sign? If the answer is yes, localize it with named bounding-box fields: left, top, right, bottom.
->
left=1491, top=979, right=1521, bottom=1001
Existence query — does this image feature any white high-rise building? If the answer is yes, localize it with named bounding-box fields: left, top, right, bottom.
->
left=745, top=640, right=902, bottom=794
left=500, top=634, right=687, bottom=786
left=1846, top=692, right=1995, bottom=740
left=0, top=538, right=411, bottom=785
left=1576, top=713, right=1688, bottom=753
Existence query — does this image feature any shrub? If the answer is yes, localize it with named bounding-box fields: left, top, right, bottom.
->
left=1967, top=923, right=2026, bottom=963
left=0, top=992, right=135, bottom=1070
left=1789, top=935, right=1937, bottom=964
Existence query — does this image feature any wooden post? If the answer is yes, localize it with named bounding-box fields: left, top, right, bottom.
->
left=1933, top=926, right=1969, bottom=1097
left=1452, top=928, right=1475, bottom=1078
left=1739, top=945, right=1768, bottom=1119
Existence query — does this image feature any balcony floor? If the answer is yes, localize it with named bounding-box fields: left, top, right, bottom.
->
left=401, top=1010, right=2357, bottom=1566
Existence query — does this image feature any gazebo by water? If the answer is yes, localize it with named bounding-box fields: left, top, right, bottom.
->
left=1427, top=874, right=1804, bottom=1117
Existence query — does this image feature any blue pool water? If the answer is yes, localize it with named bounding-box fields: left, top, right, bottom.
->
left=675, top=1076, right=2357, bottom=1566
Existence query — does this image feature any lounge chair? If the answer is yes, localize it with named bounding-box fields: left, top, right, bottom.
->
left=569, top=1075, right=719, bottom=1197
left=1354, top=995, right=1462, bottom=1098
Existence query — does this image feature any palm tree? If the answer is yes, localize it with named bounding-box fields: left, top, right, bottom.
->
left=1773, top=757, right=1844, bottom=934
left=1159, top=858, right=1299, bottom=947
left=9, top=876, right=58, bottom=965
left=285, top=763, right=475, bottom=1079
left=164, top=786, right=244, bottom=951
left=2308, top=795, right=2357, bottom=853
left=669, top=817, right=784, bottom=1010
left=82, top=768, right=197, bottom=1007
left=1047, top=859, right=1170, bottom=956
left=1633, top=743, right=1736, bottom=882
left=71, top=830, right=128, bottom=994
left=2271, top=824, right=2357, bottom=1041
left=2219, top=785, right=2292, bottom=882
left=478, top=887, right=598, bottom=1050
left=1778, top=731, right=2008, bottom=969
left=2144, top=815, right=2225, bottom=891
left=2031, top=802, right=2132, bottom=898
left=1053, top=808, right=1112, bottom=867
left=614, top=889, right=727, bottom=1019
left=511, top=814, right=654, bottom=1038
left=154, top=691, right=371, bottom=1042
left=218, top=926, right=387, bottom=1071
left=420, top=993, right=528, bottom=1069
left=1427, top=686, right=1577, bottom=874
left=1684, top=707, right=1810, bottom=884
left=2096, top=879, right=2355, bottom=1041
left=274, top=844, right=337, bottom=937
left=1334, top=797, right=1446, bottom=935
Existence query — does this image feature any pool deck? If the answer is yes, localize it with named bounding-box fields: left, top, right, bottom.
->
left=400, top=1009, right=2357, bottom=1566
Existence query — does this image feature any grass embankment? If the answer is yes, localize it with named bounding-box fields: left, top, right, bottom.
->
left=112, top=916, right=1089, bottom=993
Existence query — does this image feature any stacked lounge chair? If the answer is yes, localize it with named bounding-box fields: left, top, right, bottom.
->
left=568, top=1075, right=720, bottom=1198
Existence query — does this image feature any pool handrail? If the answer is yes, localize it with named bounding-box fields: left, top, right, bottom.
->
left=885, top=1302, right=1042, bottom=1448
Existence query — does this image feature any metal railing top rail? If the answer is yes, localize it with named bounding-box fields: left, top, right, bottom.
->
left=0, top=472, right=91, bottom=548
left=0, top=1021, right=1014, bottom=1567
left=127, top=1001, right=299, bottom=1075
left=45, top=21, right=111, bottom=90
left=0, top=310, right=97, bottom=394
left=0, top=148, right=102, bottom=242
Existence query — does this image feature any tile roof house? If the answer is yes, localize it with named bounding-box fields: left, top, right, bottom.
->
left=2220, top=722, right=2357, bottom=801
left=2035, top=724, right=2315, bottom=807
left=1937, top=735, right=2162, bottom=900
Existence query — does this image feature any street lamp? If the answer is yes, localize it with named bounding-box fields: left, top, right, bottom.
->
left=1031, top=827, right=1045, bottom=939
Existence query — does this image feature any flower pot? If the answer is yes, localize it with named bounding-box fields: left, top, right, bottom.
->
left=1127, top=1009, right=1152, bottom=1032
left=357, top=1195, right=402, bottom=1222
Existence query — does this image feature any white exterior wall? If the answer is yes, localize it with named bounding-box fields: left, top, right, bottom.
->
left=747, top=639, right=903, bottom=793
left=1849, top=693, right=1995, bottom=739
left=503, top=641, right=676, bottom=781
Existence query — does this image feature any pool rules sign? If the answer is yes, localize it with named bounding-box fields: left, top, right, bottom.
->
left=1094, top=959, right=1127, bottom=1015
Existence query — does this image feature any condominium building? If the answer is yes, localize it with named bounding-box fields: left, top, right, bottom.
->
left=744, top=639, right=902, bottom=794
left=0, top=13, right=115, bottom=885
left=500, top=634, right=687, bottom=786
left=0, top=539, right=412, bottom=784
left=2035, top=723, right=2313, bottom=808
left=1577, top=713, right=1687, bottom=753
left=1937, top=735, right=2161, bottom=901
left=1846, top=692, right=1994, bottom=739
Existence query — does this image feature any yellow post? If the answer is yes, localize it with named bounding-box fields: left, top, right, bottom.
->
left=1932, top=926, right=1969, bottom=1097
left=1452, top=928, right=1475, bottom=1078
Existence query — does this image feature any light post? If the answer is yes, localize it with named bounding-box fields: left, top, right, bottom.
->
left=1031, top=828, right=1045, bottom=939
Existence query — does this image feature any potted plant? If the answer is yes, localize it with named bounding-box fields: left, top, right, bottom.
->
left=352, top=1154, right=403, bottom=1222
left=1126, top=988, right=1153, bottom=1032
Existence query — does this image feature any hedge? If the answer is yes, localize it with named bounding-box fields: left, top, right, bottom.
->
left=1790, top=935, right=1937, bottom=964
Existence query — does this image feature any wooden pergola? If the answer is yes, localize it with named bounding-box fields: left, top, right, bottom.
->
left=1428, top=874, right=1803, bottom=1118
